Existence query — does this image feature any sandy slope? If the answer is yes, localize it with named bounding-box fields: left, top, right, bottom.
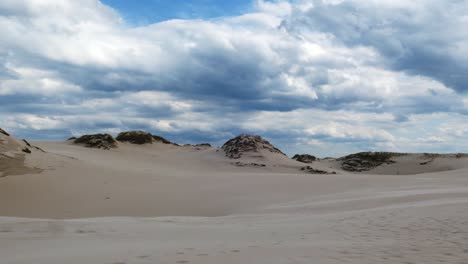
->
left=0, top=140, right=340, bottom=218
left=365, top=154, right=468, bottom=175
left=0, top=132, right=44, bottom=177
left=1, top=139, right=468, bottom=263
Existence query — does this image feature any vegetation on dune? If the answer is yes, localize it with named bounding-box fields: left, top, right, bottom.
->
left=116, top=131, right=154, bottom=145
left=74, top=134, right=118, bottom=150
left=456, top=153, right=468, bottom=159
left=292, top=154, right=317, bottom=163
left=339, top=152, right=407, bottom=172
left=222, top=134, right=286, bottom=159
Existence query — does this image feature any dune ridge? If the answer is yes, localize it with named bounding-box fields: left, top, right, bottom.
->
left=1, top=128, right=467, bottom=218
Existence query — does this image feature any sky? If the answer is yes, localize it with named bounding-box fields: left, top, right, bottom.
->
left=0, top=0, right=467, bottom=157
left=100, top=0, right=254, bottom=24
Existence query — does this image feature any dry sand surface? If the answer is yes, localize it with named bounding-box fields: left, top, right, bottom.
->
left=1, top=135, right=468, bottom=264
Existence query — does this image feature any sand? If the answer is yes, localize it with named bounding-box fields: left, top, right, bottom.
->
left=0, top=133, right=44, bottom=178
left=1, top=138, right=468, bottom=263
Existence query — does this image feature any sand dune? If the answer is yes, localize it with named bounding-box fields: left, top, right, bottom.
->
left=364, top=154, right=468, bottom=175
left=1, top=131, right=468, bottom=263
left=0, top=131, right=44, bottom=178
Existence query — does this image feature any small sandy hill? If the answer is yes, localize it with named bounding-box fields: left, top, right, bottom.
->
left=0, top=128, right=45, bottom=177
left=73, top=134, right=118, bottom=150
left=335, top=152, right=468, bottom=175
left=221, top=134, right=298, bottom=169
left=368, top=153, right=468, bottom=175
left=338, top=152, right=402, bottom=172
left=221, top=135, right=334, bottom=172
left=222, top=134, right=286, bottom=159
left=292, top=154, right=317, bottom=163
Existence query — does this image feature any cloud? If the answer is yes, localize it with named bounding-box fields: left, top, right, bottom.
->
left=305, top=122, right=395, bottom=143
left=283, top=0, right=468, bottom=93
left=0, top=0, right=467, bottom=156
left=0, top=65, right=82, bottom=96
